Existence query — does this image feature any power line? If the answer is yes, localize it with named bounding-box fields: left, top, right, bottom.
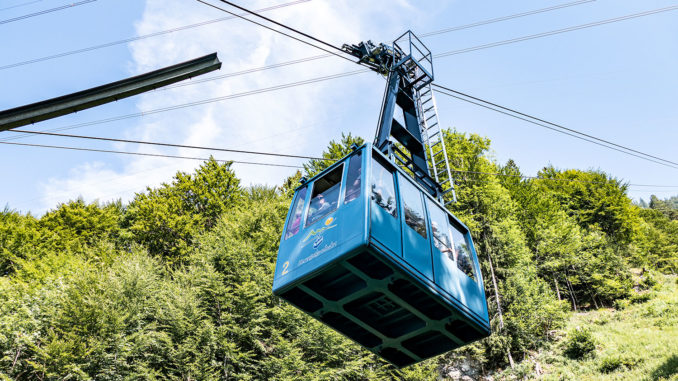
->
left=197, top=0, right=359, bottom=66
left=0, top=0, right=594, bottom=71
left=1, top=0, right=667, bottom=76
left=420, top=0, right=595, bottom=37
left=6, top=133, right=678, bottom=188
left=213, top=0, right=351, bottom=58
left=432, top=85, right=678, bottom=169
left=0, top=141, right=303, bottom=168
left=6, top=3, right=675, bottom=174
left=0, top=0, right=310, bottom=71
left=0, top=0, right=43, bottom=12
left=4, top=7, right=674, bottom=170
left=5, top=6, right=674, bottom=170
left=8, top=127, right=678, bottom=188
left=162, top=0, right=593, bottom=91
left=185, top=3, right=678, bottom=90
left=188, top=2, right=678, bottom=171
left=0, top=69, right=369, bottom=141
left=161, top=54, right=330, bottom=91
left=168, top=4, right=678, bottom=94
left=434, top=5, right=678, bottom=58
left=447, top=177, right=678, bottom=194
left=9, top=129, right=332, bottom=161
left=186, top=3, right=678, bottom=87
left=450, top=169, right=678, bottom=188
left=0, top=0, right=95, bottom=25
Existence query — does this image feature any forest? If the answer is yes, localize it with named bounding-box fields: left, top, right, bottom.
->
left=1, top=130, right=676, bottom=380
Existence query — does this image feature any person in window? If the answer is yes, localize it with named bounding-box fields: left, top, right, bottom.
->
left=287, top=210, right=302, bottom=237
left=431, top=221, right=447, bottom=252
left=456, top=245, right=473, bottom=278
left=308, top=194, right=330, bottom=222
left=345, top=166, right=361, bottom=203
left=371, top=180, right=395, bottom=215
left=324, top=184, right=340, bottom=210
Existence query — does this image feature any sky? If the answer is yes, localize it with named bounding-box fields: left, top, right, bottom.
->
left=0, top=0, right=676, bottom=215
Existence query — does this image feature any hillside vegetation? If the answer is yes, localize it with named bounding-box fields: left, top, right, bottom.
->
left=0, top=130, right=676, bottom=380
left=497, top=272, right=677, bottom=380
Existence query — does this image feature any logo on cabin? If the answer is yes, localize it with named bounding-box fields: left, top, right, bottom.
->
left=313, top=235, right=324, bottom=249
left=302, top=218, right=338, bottom=244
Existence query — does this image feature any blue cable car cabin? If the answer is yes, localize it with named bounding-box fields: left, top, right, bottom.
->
left=273, top=144, right=490, bottom=367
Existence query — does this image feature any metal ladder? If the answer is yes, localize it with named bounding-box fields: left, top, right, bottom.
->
left=415, top=83, right=457, bottom=204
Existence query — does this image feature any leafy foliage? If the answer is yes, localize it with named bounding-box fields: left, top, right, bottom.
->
left=303, top=132, right=364, bottom=177
left=123, top=157, right=242, bottom=264
left=563, top=328, right=597, bottom=360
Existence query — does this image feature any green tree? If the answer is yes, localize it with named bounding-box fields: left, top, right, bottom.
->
left=40, top=198, right=123, bottom=247
left=123, top=158, right=242, bottom=263
left=444, top=130, right=567, bottom=368
left=535, top=167, right=638, bottom=245
left=0, top=208, right=39, bottom=276
left=303, top=132, right=364, bottom=177
left=1, top=200, right=124, bottom=277
left=649, top=195, right=678, bottom=220
left=634, top=208, right=678, bottom=273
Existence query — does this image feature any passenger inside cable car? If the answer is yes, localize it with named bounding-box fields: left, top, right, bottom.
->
left=307, top=164, right=342, bottom=225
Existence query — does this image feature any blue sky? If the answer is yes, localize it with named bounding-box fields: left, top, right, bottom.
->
left=1, top=0, right=677, bottom=215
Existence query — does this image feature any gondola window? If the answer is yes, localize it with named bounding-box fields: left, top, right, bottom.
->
left=401, top=179, right=427, bottom=239
left=370, top=157, right=397, bottom=217
left=285, top=186, right=307, bottom=239
left=306, top=164, right=344, bottom=226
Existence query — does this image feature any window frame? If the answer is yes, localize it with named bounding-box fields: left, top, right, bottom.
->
left=448, top=217, right=477, bottom=282
left=399, top=177, right=428, bottom=239
left=284, top=186, right=308, bottom=240
left=370, top=154, right=398, bottom=218
left=344, top=151, right=363, bottom=205
left=426, top=198, right=452, bottom=253
left=305, top=163, right=345, bottom=227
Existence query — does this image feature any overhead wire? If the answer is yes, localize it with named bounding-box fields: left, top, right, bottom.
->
left=0, top=0, right=95, bottom=25
left=4, top=133, right=677, bottom=188
left=0, top=0, right=311, bottom=71
left=4, top=1, right=674, bottom=172
left=0, top=69, right=369, bottom=141
left=419, top=0, right=595, bottom=37
left=4, top=2, right=674, bottom=172
left=0, top=141, right=303, bottom=168
left=164, top=0, right=592, bottom=92
left=432, top=86, right=678, bottom=169
left=9, top=129, right=331, bottom=161
left=3, top=1, right=615, bottom=135
left=0, top=0, right=44, bottom=12
left=167, top=3, right=678, bottom=93
left=434, top=4, right=678, bottom=57
left=0, top=0, right=592, bottom=71
left=196, top=0, right=359, bottom=66
left=6, top=1, right=677, bottom=192
left=174, top=3, right=678, bottom=91
left=450, top=169, right=678, bottom=188
left=213, top=0, right=350, bottom=57
left=181, top=1, right=678, bottom=172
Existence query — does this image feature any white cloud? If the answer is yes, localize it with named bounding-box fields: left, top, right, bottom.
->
left=38, top=0, right=424, bottom=213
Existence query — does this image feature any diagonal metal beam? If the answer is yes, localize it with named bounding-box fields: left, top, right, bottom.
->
left=0, top=52, right=221, bottom=131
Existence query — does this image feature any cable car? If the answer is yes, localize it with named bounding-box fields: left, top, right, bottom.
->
left=273, top=31, right=490, bottom=367
left=273, top=144, right=490, bottom=367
